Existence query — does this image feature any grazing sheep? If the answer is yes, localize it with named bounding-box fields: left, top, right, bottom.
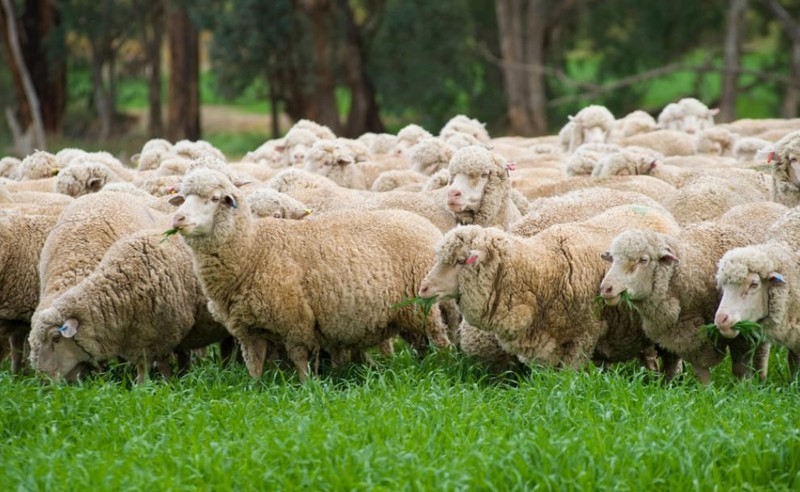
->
left=446, top=146, right=521, bottom=229
left=510, top=188, right=666, bottom=237
left=440, top=115, right=491, bottom=144
left=733, top=137, right=771, bottom=162
left=170, top=169, right=450, bottom=380
left=15, top=150, right=61, bottom=181
left=0, top=213, right=59, bottom=373
left=566, top=105, right=615, bottom=152
left=714, top=241, right=800, bottom=376
left=696, top=127, right=738, bottom=156
left=303, top=139, right=367, bottom=189
left=29, top=229, right=229, bottom=383
left=410, top=138, right=455, bottom=175
left=418, top=205, right=680, bottom=369
left=0, top=156, right=20, bottom=178
left=458, top=321, right=522, bottom=373
left=599, top=224, right=762, bottom=384
left=718, top=202, right=789, bottom=243
left=246, top=188, right=312, bottom=219
left=769, top=130, right=800, bottom=207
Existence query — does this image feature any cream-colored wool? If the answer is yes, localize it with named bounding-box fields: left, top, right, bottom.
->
left=618, top=129, right=697, bottom=156
left=439, top=115, right=491, bottom=144
left=371, top=169, right=428, bottom=192
left=662, top=175, right=766, bottom=225
left=246, top=188, right=312, bottom=219
left=769, top=130, right=800, bottom=207
left=55, top=160, right=124, bottom=197
left=733, top=137, right=771, bottom=162
left=0, top=157, right=21, bottom=178
left=566, top=105, right=615, bottom=152
left=524, top=175, right=676, bottom=201
left=303, top=139, right=367, bottom=189
left=16, top=150, right=61, bottom=181
left=291, top=119, right=336, bottom=140
left=410, top=138, right=455, bottom=175
left=696, top=127, right=738, bottom=156
left=718, top=202, right=789, bottom=244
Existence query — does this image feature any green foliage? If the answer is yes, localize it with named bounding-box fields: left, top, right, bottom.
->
left=3, top=348, right=800, bottom=490
left=390, top=295, right=438, bottom=321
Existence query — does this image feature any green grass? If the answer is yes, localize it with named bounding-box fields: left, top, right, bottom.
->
left=2, top=347, right=800, bottom=490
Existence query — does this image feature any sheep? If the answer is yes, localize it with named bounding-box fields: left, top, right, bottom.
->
left=365, top=133, right=399, bottom=155
left=423, top=168, right=451, bottom=192
left=696, top=127, right=738, bottom=156
left=446, top=146, right=521, bottom=229
left=619, top=110, right=657, bottom=138
left=0, top=213, right=59, bottom=373
left=303, top=139, right=367, bottom=189
left=246, top=188, right=312, bottom=219
left=458, top=321, right=522, bottom=373
left=714, top=241, right=800, bottom=376
left=391, top=124, right=433, bottom=157
left=243, top=140, right=285, bottom=169
left=524, top=175, right=676, bottom=202
left=132, top=139, right=174, bottom=171
left=769, top=130, right=800, bottom=207
left=55, top=159, right=124, bottom=197
left=410, top=137, right=454, bottom=175
left=29, top=229, right=229, bottom=383
left=169, top=169, right=451, bottom=380
left=675, top=97, right=717, bottom=135
left=291, top=119, right=336, bottom=140
left=766, top=207, right=800, bottom=253
left=0, top=156, right=20, bottom=178
left=617, top=129, right=696, bottom=156
left=566, top=105, right=615, bottom=152
left=720, top=118, right=800, bottom=137
left=0, top=188, right=73, bottom=208
left=733, top=137, right=771, bottom=162
left=590, top=148, right=662, bottom=178
left=510, top=188, right=666, bottom=237
left=417, top=204, right=680, bottom=369
left=280, top=128, right=319, bottom=167
left=558, top=121, right=574, bottom=152
left=662, top=175, right=766, bottom=225
left=440, top=115, right=491, bottom=144
left=599, top=223, right=763, bottom=384
left=445, top=133, right=485, bottom=150
left=564, top=144, right=623, bottom=176
left=371, top=169, right=428, bottom=192
left=657, top=103, right=683, bottom=131
left=172, top=139, right=226, bottom=162
left=15, top=150, right=61, bottom=181
left=718, top=202, right=789, bottom=243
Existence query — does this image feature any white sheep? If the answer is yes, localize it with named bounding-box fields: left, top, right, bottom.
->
left=390, top=124, right=433, bottom=158
left=769, top=130, right=800, bottom=207
left=170, top=169, right=450, bottom=381
left=246, top=188, right=312, bottom=219
left=566, top=105, right=615, bottom=152
left=410, top=137, right=454, bottom=175
left=279, top=128, right=319, bottom=167
left=303, top=139, right=367, bottom=189
left=733, top=137, right=771, bottom=162
left=15, top=150, right=61, bottom=181
left=439, top=114, right=491, bottom=144
left=0, top=156, right=21, bottom=178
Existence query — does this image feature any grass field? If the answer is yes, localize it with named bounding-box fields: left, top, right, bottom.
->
left=2, top=346, right=800, bottom=490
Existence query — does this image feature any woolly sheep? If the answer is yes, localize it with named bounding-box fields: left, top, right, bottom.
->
left=303, top=139, right=367, bottom=189
left=280, top=128, right=320, bottom=167
left=769, top=130, right=800, bottom=207
left=358, top=156, right=415, bottom=189
left=733, top=137, right=771, bottom=162
left=445, top=133, right=484, bottom=150
left=370, top=170, right=428, bottom=192
left=29, top=229, right=229, bottom=383
left=246, top=188, right=312, bottom=219
left=15, top=150, right=61, bottom=181
left=446, top=146, right=521, bottom=229
left=170, top=169, right=450, bottom=380
left=410, top=137, right=455, bottom=175
left=55, top=160, right=123, bottom=197
left=657, top=103, right=683, bottom=132
left=714, top=241, right=800, bottom=376
left=366, top=133, right=399, bottom=155
left=243, top=140, right=285, bottom=169
left=0, top=157, right=20, bottom=178
left=337, top=138, right=372, bottom=163
left=620, top=110, right=657, bottom=138
left=291, top=119, right=336, bottom=140
left=618, top=129, right=696, bottom=156
left=510, top=188, right=666, bottom=237
left=0, top=213, right=59, bottom=373
left=458, top=321, right=522, bottom=373
left=558, top=121, right=574, bottom=152
left=391, top=124, right=433, bottom=157
left=440, top=115, right=491, bottom=144
left=564, top=144, right=623, bottom=176
left=662, top=175, right=766, bottom=225
left=718, top=202, right=789, bottom=244
left=675, top=97, right=717, bottom=134
left=524, top=175, right=676, bottom=201
left=599, top=224, right=762, bottom=384
left=173, top=139, right=226, bottom=162
left=418, top=204, right=679, bottom=368
left=132, top=139, right=174, bottom=171
left=566, top=105, right=615, bottom=152
left=696, top=127, right=738, bottom=156
left=766, top=208, right=800, bottom=252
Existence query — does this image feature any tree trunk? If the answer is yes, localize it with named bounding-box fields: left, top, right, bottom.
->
left=167, top=1, right=200, bottom=141
left=496, top=0, right=533, bottom=135
left=720, top=0, right=747, bottom=123
left=145, top=0, right=164, bottom=137
left=268, top=75, right=280, bottom=139
left=763, top=0, right=800, bottom=118
left=338, top=0, right=383, bottom=137
left=299, top=0, right=342, bottom=134
left=21, top=0, right=65, bottom=133
left=90, top=44, right=111, bottom=142
left=523, top=0, right=548, bottom=136
left=0, top=0, right=45, bottom=149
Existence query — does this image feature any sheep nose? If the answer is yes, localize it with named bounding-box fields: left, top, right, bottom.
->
left=715, top=313, right=730, bottom=328
left=602, top=284, right=613, bottom=295
left=172, top=214, right=186, bottom=229
left=418, top=285, right=429, bottom=297
left=448, top=190, right=462, bottom=199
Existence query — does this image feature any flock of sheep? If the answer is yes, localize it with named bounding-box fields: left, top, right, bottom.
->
left=2, top=97, right=800, bottom=385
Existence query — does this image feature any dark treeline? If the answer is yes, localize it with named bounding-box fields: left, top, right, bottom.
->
left=1, top=0, right=799, bottom=151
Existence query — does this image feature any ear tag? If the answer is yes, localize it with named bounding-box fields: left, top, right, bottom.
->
left=59, top=323, right=77, bottom=338
left=768, top=151, right=774, bottom=164
left=465, top=255, right=478, bottom=265
left=230, top=197, right=238, bottom=209
left=771, top=273, right=785, bottom=284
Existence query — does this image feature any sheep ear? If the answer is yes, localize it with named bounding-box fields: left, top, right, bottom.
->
left=224, top=195, right=238, bottom=209
left=659, top=251, right=679, bottom=265
left=768, top=272, right=786, bottom=285
left=87, top=178, right=104, bottom=192
left=272, top=211, right=282, bottom=219
left=709, top=108, right=720, bottom=116
left=641, top=160, right=658, bottom=174
left=232, top=179, right=252, bottom=188
left=465, top=249, right=484, bottom=266
left=58, top=318, right=79, bottom=338
left=168, top=194, right=185, bottom=206
left=131, top=153, right=141, bottom=164
left=275, top=145, right=286, bottom=153
left=601, top=251, right=613, bottom=262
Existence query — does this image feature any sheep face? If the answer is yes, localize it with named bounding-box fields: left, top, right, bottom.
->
left=390, top=141, right=411, bottom=158
left=289, top=144, right=310, bottom=166
left=418, top=261, right=460, bottom=299
left=447, top=171, right=489, bottom=213
left=582, top=126, right=607, bottom=145
left=171, top=189, right=238, bottom=238
left=785, top=151, right=800, bottom=186
left=714, top=272, right=778, bottom=338
left=599, top=231, right=679, bottom=306
left=32, top=316, right=93, bottom=382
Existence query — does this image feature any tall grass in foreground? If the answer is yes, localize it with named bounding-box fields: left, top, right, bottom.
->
left=1, top=347, right=800, bottom=490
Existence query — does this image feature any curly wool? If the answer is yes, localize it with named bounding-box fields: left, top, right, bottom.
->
left=696, top=127, right=738, bottom=156
left=591, top=148, right=663, bottom=178
left=618, top=130, right=697, bottom=157
left=292, top=119, right=336, bottom=140
left=733, top=137, right=771, bottom=162
left=55, top=160, right=123, bottom=197
left=718, top=202, right=788, bottom=244
left=447, top=146, right=520, bottom=229
left=410, top=138, right=454, bottom=175
left=304, top=140, right=366, bottom=189
left=246, top=188, right=311, bottom=219
left=440, top=115, right=491, bottom=144
left=662, top=175, right=766, bottom=225
left=770, top=130, right=800, bottom=207
left=371, top=170, right=428, bottom=192
left=567, top=105, right=615, bottom=152
left=620, top=110, right=657, bottom=138
left=16, top=151, right=61, bottom=181
left=0, top=157, right=20, bottom=179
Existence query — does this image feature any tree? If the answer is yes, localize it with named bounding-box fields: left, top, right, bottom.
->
left=167, top=0, right=200, bottom=141
left=135, top=0, right=165, bottom=137
left=298, top=0, right=342, bottom=134
left=720, top=0, right=748, bottom=122
left=763, top=0, right=800, bottom=117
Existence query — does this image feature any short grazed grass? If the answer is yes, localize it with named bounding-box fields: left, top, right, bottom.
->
left=2, top=347, right=800, bottom=490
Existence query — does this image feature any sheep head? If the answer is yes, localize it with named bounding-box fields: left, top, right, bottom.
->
left=29, top=310, right=94, bottom=382
left=446, top=146, right=510, bottom=221
left=170, top=169, right=246, bottom=244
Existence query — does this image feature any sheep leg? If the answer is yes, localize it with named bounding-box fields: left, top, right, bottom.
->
left=379, top=339, right=394, bottom=357
left=156, top=356, right=173, bottom=379
left=753, top=343, right=771, bottom=382
left=176, top=350, right=191, bottom=375
left=788, top=350, right=800, bottom=379
left=661, top=351, right=683, bottom=383
left=637, top=346, right=659, bottom=372
left=240, top=337, right=268, bottom=379
left=9, top=331, right=27, bottom=374
left=287, top=344, right=310, bottom=382
left=694, top=365, right=711, bottom=385
left=220, top=337, right=237, bottom=366
left=135, top=358, right=149, bottom=385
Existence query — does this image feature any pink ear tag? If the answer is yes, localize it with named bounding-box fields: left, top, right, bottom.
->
left=465, top=255, right=478, bottom=265
left=768, top=151, right=774, bottom=164
left=506, top=162, right=517, bottom=171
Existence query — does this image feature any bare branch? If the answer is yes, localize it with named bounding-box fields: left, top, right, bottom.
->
left=763, top=0, right=800, bottom=44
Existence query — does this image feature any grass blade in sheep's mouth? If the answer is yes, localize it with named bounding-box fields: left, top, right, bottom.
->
left=391, top=296, right=438, bottom=321
left=160, top=228, right=180, bottom=244
left=592, top=291, right=640, bottom=319
left=701, top=321, right=766, bottom=357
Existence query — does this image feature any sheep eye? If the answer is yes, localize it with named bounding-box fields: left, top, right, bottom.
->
left=639, top=257, right=649, bottom=264
left=481, top=172, right=490, bottom=179
left=456, top=258, right=466, bottom=265
left=749, top=280, right=760, bottom=289
left=211, top=196, right=220, bottom=203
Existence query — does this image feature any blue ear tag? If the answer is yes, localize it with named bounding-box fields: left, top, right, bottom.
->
left=772, top=273, right=785, bottom=283
left=231, top=198, right=238, bottom=209
left=58, top=325, right=67, bottom=334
